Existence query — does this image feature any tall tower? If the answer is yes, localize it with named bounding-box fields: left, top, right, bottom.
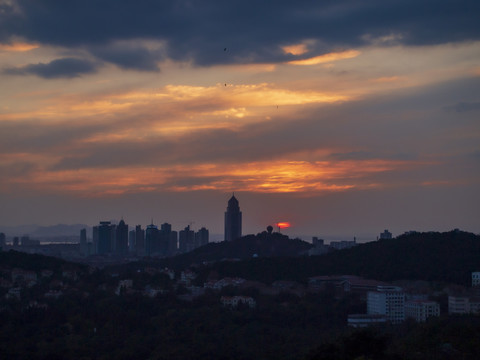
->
left=145, top=223, right=159, bottom=256
left=179, top=225, right=195, bottom=253
left=135, top=225, right=145, bottom=256
left=80, top=228, right=87, bottom=256
left=195, top=227, right=209, bottom=248
left=224, top=194, right=242, bottom=241
left=97, top=221, right=114, bottom=255
left=115, top=219, right=129, bottom=255
left=0, top=232, right=6, bottom=250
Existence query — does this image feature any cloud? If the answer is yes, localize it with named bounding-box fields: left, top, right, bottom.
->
left=286, top=50, right=360, bottom=66
left=0, top=161, right=36, bottom=179
left=90, top=41, right=163, bottom=71
left=0, top=41, right=38, bottom=52
left=0, top=50, right=479, bottom=201
left=444, top=101, right=480, bottom=113
left=3, top=57, right=99, bottom=78
left=329, top=151, right=416, bottom=162
left=1, top=1, right=479, bottom=68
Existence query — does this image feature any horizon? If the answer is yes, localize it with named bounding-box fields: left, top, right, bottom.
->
left=1, top=2, right=479, bottom=238
left=0, top=220, right=476, bottom=245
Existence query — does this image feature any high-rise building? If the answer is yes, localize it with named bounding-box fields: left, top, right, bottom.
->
left=115, top=219, right=129, bottom=255
left=195, top=227, right=209, bottom=248
left=80, top=228, right=87, bottom=256
left=135, top=225, right=145, bottom=256
left=160, top=223, right=177, bottom=256
left=179, top=225, right=195, bottom=253
left=224, top=194, right=242, bottom=241
left=170, top=231, right=178, bottom=255
left=96, top=221, right=114, bottom=255
left=0, top=233, right=6, bottom=250
left=128, top=230, right=136, bottom=252
left=145, top=223, right=159, bottom=256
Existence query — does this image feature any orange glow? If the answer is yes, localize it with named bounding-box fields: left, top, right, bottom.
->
left=371, top=76, right=401, bottom=83
left=165, top=83, right=349, bottom=106
left=282, top=44, right=309, bottom=55
left=225, top=63, right=277, bottom=72
left=0, top=42, right=39, bottom=52
left=287, top=50, right=360, bottom=66
left=1, top=154, right=426, bottom=197
left=276, top=222, right=291, bottom=229
left=0, top=81, right=350, bottom=133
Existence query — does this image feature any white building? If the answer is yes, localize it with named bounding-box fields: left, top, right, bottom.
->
left=379, top=230, right=392, bottom=239
left=330, top=239, right=357, bottom=250
left=367, top=285, right=405, bottom=324
left=347, top=314, right=387, bottom=328
left=472, top=272, right=480, bottom=287
left=11, top=268, right=37, bottom=283
left=161, top=268, right=175, bottom=280
left=204, top=277, right=246, bottom=290
left=221, top=295, right=256, bottom=309
left=448, top=295, right=480, bottom=314
left=405, top=300, right=440, bottom=322
left=115, top=279, right=133, bottom=295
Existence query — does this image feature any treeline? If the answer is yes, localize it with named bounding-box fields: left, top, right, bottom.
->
left=143, top=231, right=312, bottom=271
left=305, top=315, right=480, bottom=360
left=0, top=287, right=359, bottom=360
left=184, top=230, right=480, bottom=285
left=2, top=287, right=479, bottom=359
left=0, top=250, right=85, bottom=274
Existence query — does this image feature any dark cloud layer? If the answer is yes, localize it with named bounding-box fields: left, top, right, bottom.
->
left=3, top=57, right=99, bottom=78
left=444, top=101, right=480, bottom=113
left=91, top=42, right=162, bottom=71
left=1, top=0, right=479, bottom=71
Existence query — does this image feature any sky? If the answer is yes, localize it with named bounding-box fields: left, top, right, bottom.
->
left=0, top=0, right=479, bottom=241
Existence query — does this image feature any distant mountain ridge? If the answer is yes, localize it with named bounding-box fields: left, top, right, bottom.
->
left=0, top=224, right=90, bottom=238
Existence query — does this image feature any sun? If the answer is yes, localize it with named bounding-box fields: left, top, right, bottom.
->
left=276, top=222, right=291, bottom=229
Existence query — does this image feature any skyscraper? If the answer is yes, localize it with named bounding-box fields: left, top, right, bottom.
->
left=160, top=223, right=177, bottom=256
left=128, top=230, right=136, bottom=252
left=80, top=228, right=87, bottom=256
left=179, top=225, right=195, bottom=253
left=115, top=219, right=129, bottom=255
left=145, top=223, right=159, bottom=256
left=224, top=194, right=242, bottom=241
left=96, top=221, right=114, bottom=255
left=195, top=227, right=209, bottom=248
left=0, top=232, right=6, bottom=250
left=135, top=225, right=145, bottom=256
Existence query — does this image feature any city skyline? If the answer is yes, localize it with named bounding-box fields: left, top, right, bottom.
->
left=0, top=1, right=479, bottom=239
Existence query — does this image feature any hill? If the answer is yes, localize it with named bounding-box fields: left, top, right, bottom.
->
left=0, top=249, right=83, bottom=273
left=157, top=231, right=313, bottom=270
left=172, top=230, right=480, bottom=285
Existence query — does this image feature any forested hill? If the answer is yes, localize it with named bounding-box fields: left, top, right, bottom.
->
left=322, top=230, right=480, bottom=284
left=184, top=230, right=480, bottom=285
left=158, top=231, right=313, bottom=270
left=0, top=249, right=85, bottom=274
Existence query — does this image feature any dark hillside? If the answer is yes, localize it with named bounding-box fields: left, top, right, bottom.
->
left=194, top=230, right=480, bottom=285
left=0, top=250, right=82, bottom=273
left=158, top=231, right=312, bottom=270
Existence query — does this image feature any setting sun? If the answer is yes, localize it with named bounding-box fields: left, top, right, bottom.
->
left=276, top=222, right=291, bottom=229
